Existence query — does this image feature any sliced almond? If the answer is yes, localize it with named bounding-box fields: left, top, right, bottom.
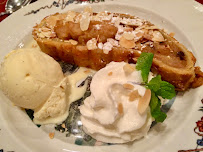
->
left=123, top=64, right=134, bottom=74
left=96, top=12, right=108, bottom=18
left=132, top=57, right=138, bottom=62
left=45, top=16, right=58, bottom=29
left=122, top=32, right=134, bottom=40
left=129, top=90, right=141, bottom=101
left=135, top=31, right=144, bottom=37
left=65, top=11, right=77, bottom=22
left=119, top=36, right=135, bottom=49
left=91, top=15, right=100, bottom=21
left=65, top=39, right=78, bottom=45
left=120, top=18, right=143, bottom=26
left=61, top=123, right=65, bottom=128
left=138, top=89, right=151, bottom=115
left=57, top=13, right=68, bottom=20
left=41, top=27, right=51, bottom=32
left=86, top=38, right=97, bottom=50
left=74, top=13, right=82, bottom=23
left=108, top=72, right=113, bottom=76
left=49, top=132, right=55, bottom=139
left=41, top=31, right=56, bottom=38
left=80, top=12, right=90, bottom=31
left=123, top=83, right=134, bottom=90
left=84, top=69, right=91, bottom=74
left=124, top=27, right=133, bottom=32
left=117, top=102, right=123, bottom=114
left=107, top=38, right=119, bottom=46
left=37, top=33, right=45, bottom=38
left=84, top=6, right=93, bottom=14
left=169, top=32, right=175, bottom=37
left=113, top=17, right=121, bottom=27
left=98, top=42, right=104, bottom=49
left=152, top=31, right=165, bottom=42
left=134, top=30, right=144, bottom=42
left=103, top=42, right=113, bottom=54
left=145, top=25, right=159, bottom=30
left=32, top=44, right=38, bottom=48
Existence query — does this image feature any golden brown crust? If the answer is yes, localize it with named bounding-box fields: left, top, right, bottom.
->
left=32, top=11, right=203, bottom=91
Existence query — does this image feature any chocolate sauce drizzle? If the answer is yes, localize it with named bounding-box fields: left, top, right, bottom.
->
left=24, top=0, right=105, bottom=16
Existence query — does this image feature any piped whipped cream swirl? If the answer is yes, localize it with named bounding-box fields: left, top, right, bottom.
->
left=80, top=62, right=153, bottom=143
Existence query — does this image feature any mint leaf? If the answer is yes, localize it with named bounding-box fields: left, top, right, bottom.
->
left=151, top=108, right=167, bottom=122
left=149, top=91, right=160, bottom=112
left=147, top=75, right=176, bottom=99
left=150, top=91, right=167, bottom=122
left=156, top=81, right=176, bottom=99
left=147, top=75, right=161, bottom=92
left=136, top=52, right=154, bottom=83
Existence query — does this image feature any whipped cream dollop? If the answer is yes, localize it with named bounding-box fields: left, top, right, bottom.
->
left=80, top=62, right=153, bottom=143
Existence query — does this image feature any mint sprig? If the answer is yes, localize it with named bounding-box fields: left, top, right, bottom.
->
left=136, top=52, right=176, bottom=123
left=136, top=52, right=154, bottom=83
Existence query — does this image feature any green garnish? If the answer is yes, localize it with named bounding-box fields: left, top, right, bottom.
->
left=156, top=81, right=176, bottom=99
left=149, top=92, right=167, bottom=122
left=136, top=52, right=154, bottom=83
left=147, top=75, right=176, bottom=99
left=136, top=52, right=176, bottom=123
left=146, top=75, right=162, bottom=92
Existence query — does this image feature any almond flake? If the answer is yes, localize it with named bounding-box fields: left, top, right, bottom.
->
left=84, top=70, right=91, bottom=74
left=123, top=83, right=134, bottom=90
left=135, top=31, right=144, bottom=37
left=87, top=38, right=97, bottom=50
left=32, top=44, right=38, bottom=48
left=138, top=89, right=151, bottom=115
left=120, top=18, right=143, bottom=26
left=61, top=123, right=65, bottom=128
left=124, top=27, right=134, bottom=32
left=74, top=14, right=82, bottom=23
left=111, top=17, right=121, bottom=27
left=91, top=15, right=100, bottom=21
left=117, top=102, right=123, bottom=114
left=98, top=42, right=103, bottom=49
left=65, top=39, right=78, bottom=45
left=103, top=42, right=113, bottom=54
left=37, top=33, right=45, bottom=38
left=152, top=31, right=165, bottom=42
left=129, top=90, right=141, bottom=101
left=145, top=26, right=159, bottom=30
left=41, top=27, right=51, bottom=32
left=41, top=31, right=56, bottom=38
left=45, top=16, right=58, bottom=29
left=132, top=57, right=138, bottom=62
left=65, top=11, right=77, bottom=22
left=49, top=132, right=55, bottom=139
left=84, top=6, right=93, bottom=14
left=80, top=12, right=90, bottom=31
left=119, top=36, right=135, bottom=49
left=122, top=32, right=134, bottom=40
left=108, top=72, right=113, bottom=76
left=123, top=64, right=134, bottom=74
left=107, top=38, right=119, bottom=46
left=169, top=32, right=175, bottom=37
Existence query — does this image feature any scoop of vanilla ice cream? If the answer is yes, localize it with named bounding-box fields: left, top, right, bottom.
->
left=80, top=62, right=153, bottom=143
left=0, top=49, right=64, bottom=109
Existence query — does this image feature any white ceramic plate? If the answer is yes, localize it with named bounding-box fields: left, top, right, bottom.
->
left=0, top=0, right=203, bottom=151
